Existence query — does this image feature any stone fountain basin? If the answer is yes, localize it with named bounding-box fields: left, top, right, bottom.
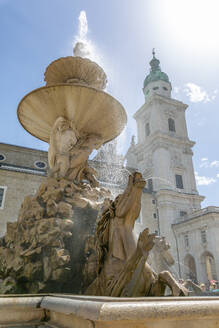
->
left=44, top=56, right=107, bottom=90
left=17, top=83, right=127, bottom=144
left=1, top=294, right=219, bottom=328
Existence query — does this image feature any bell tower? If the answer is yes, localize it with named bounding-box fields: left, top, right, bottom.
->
left=126, top=50, right=204, bottom=263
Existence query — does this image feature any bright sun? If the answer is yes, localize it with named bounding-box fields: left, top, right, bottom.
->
left=158, top=0, right=219, bottom=55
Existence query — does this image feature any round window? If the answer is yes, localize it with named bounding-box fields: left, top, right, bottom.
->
left=0, top=154, right=6, bottom=161
left=34, top=161, right=47, bottom=169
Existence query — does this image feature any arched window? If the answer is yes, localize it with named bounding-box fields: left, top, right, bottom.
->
left=145, top=122, right=150, bottom=136
left=175, top=174, right=183, bottom=189
left=0, top=186, right=7, bottom=209
left=184, top=254, right=197, bottom=282
left=147, top=178, right=153, bottom=191
left=168, top=118, right=175, bottom=132
left=136, top=211, right=142, bottom=224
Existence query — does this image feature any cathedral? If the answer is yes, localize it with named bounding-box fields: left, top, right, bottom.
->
left=126, top=50, right=219, bottom=285
left=0, top=52, right=219, bottom=285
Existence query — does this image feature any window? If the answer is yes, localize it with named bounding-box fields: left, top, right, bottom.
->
left=201, top=230, right=207, bottom=244
left=108, top=144, right=113, bottom=152
left=163, top=86, right=168, bottom=91
left=168, top=118, right=175, bottom=132
left=0, top=187, right=6, bottom=209
left=180, top=211, right=187, bottom=217
left=147, top=178, right=153, bottom=192
left=153, top=86, right=159, bottom=90
left=184, top=234, right=189, bottom=248
left=153, top=213, right=157, bottom=219
left=34, top=161, right=47, bottom=169
left=136, top=212, right=142, bottom=224
left=175, top=174, right=183, bottom=189
left=155, top=230, right=158, bottom=236
left=145, top=123, right=150, bottom=136
left=0, top=154, right=6, bottom=161
left=152, top=199, right=156, bottom=204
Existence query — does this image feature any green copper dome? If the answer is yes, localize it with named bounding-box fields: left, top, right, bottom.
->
left=143, top=50, right=170, bottom=89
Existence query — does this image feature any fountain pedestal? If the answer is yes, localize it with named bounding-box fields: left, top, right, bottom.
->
left=1, top=295, right=219, bottom=328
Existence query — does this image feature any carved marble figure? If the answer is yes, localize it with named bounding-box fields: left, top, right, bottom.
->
left=150, top=236, right=175, bottom=273
left=48, top=116, right=101, bottom=186
left=87, top=172, right=188, bottom=297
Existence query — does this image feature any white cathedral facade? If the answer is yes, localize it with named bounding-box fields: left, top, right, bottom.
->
left=126, top=51, right=219, bottom=285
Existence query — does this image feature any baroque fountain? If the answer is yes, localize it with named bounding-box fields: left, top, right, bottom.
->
left=0, top=44, right=219, bottom=328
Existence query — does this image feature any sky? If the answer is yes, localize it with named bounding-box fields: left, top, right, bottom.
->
left=0, top=0, right=219, bottom=207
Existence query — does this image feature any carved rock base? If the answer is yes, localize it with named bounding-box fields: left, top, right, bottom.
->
left=0, top=177, right=110, bottom=294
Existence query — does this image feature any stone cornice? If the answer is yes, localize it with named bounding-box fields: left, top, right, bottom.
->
left=155, top=189, right=205, bottom=202
left=134, top=94, right=188, bottom=120
left=172, top=207, right=219, bottom=228
left=0, top=162, right=46, bottom=176
left=133, top=132, right=195, bottom=155
left=0, top=142, right=48, bottom=155
left=172, top=214, right=219, bottom=234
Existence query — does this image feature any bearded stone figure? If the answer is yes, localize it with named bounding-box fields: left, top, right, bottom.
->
left=48, top=116, right=101, bottom=186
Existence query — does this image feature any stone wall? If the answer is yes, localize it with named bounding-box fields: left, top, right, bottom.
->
left=0, top=143, right=48, bottom=236
left=173, top=207, right=219, bottom=284
left=0, top=142, right=48, bottom=169
left=0, top=169, right=45, bottom=236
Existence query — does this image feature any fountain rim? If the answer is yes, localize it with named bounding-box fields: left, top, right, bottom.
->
left=17, top=82, right=127, bottom=144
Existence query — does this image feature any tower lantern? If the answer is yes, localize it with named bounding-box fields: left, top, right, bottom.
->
left=143, top=49, right=172, bottom=101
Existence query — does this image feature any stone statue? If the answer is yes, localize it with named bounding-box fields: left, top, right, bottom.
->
left=48, top=117, right=79, bottom=179
left=183, top=279, right=204, bottom=296
left=150, top=236, right=175, bottom=273
left=48, top=116, right=101, bottom=186
left=12, top=46, right=127, bottom=295
left=86, top=172, right=188, bottom=297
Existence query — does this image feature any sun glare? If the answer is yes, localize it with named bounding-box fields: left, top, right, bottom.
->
left=158, top=0, right=219, bottom=55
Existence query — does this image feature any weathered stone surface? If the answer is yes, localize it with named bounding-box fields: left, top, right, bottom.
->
left=44, top=54, right=107, bottom=89
left=149, top=236, right=175, bottom=274
left=0, top=176, right=110, bottom=294
left=1, top=294, right=219, bottom=328
left=17, top=84, right=127, bottom=145
left=86, top=172, right=188, bottom=297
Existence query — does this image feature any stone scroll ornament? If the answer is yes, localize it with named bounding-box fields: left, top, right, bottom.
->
left=48, top=116, right=101, bottom=187
left=86, top=172, right=188, bottom=297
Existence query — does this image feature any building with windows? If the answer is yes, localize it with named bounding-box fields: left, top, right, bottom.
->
left=126, top=51, right=219, bottom=284
left=0, top=143, right=48, bottom=236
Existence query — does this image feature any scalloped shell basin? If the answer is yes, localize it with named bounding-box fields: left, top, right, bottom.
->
left=17, top=84, right=127, bottom=145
